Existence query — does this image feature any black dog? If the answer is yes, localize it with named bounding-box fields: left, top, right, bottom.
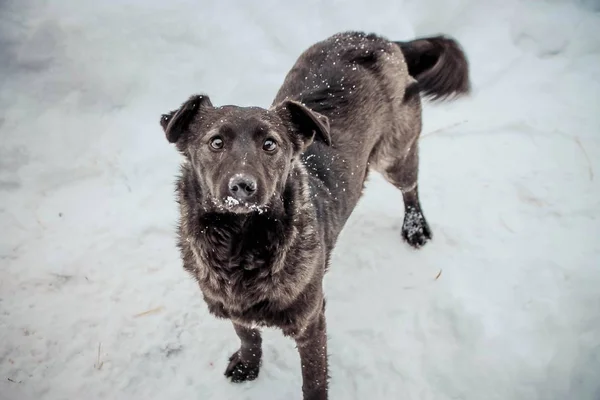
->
left=160, top=31, right=469, bottom=400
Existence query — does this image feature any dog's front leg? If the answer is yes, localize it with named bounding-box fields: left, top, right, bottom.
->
left=224, top=322, right=262, bottom=382
left=295, top=310, right=328, bottom=400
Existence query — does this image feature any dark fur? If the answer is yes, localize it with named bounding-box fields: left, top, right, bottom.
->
left=160, top=31, right=470, bottom=400
left=395, top=35, right=471, bottom=101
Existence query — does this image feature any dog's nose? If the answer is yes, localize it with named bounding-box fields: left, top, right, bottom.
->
left=228, top=175, right=257, bottom=200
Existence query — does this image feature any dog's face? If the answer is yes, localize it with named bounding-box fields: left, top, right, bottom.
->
left=160, top=95, right=331, bottom=213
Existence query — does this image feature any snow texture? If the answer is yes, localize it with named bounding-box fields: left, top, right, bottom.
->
left=1, top=0, right=599, bottom=399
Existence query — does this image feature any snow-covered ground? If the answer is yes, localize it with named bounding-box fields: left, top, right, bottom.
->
left=1, top=0, right=599, bottom=399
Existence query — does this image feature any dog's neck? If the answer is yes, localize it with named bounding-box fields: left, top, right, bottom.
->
left=178, top=160, right=317, bottom=274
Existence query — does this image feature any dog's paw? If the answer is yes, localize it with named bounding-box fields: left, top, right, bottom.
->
left=402, top=207, right=432, bottom=248
left=224, top=351, right=260, bottom=383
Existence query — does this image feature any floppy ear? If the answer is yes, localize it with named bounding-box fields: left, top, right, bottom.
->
left=275, top=100, right=331, bottom=151
left=160, top=94, right=213, bottom=143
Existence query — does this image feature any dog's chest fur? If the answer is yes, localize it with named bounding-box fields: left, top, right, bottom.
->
left=177, top=163, right=326, bottom=330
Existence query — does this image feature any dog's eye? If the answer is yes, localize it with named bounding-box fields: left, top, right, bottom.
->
left=210, top=137, right=224, bottom=149
left=263, top=139, right=277, bottom=152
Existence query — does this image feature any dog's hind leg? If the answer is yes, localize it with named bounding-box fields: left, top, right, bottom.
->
left=372, top=100, right=432, bottom=248
left=224, top=323, right=262, bottom=382
left=382, top=142, right=432, bottom=248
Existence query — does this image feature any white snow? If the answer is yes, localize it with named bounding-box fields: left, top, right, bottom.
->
left=222, top=196, right=268, bottom=214
left=224, top=196, right=242, bottom=207
left=1, top=0, right=599, bottom=399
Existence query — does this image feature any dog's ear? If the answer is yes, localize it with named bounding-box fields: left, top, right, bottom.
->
left=275, top=100, right=331, bottom=151
left=160, top=94, right=213, bottom=143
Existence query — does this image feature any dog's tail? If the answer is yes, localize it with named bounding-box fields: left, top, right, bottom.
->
left=395, top=36, right=470, bottom=101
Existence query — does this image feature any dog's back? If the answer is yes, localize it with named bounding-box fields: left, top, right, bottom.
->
left=273, top=31, right=469, bottom=246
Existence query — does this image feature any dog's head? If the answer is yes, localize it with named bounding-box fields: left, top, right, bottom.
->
left=160, top=94, right=331, bottom=214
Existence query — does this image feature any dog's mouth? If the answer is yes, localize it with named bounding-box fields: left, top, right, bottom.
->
left=215, top=196, right=269, bottom=214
